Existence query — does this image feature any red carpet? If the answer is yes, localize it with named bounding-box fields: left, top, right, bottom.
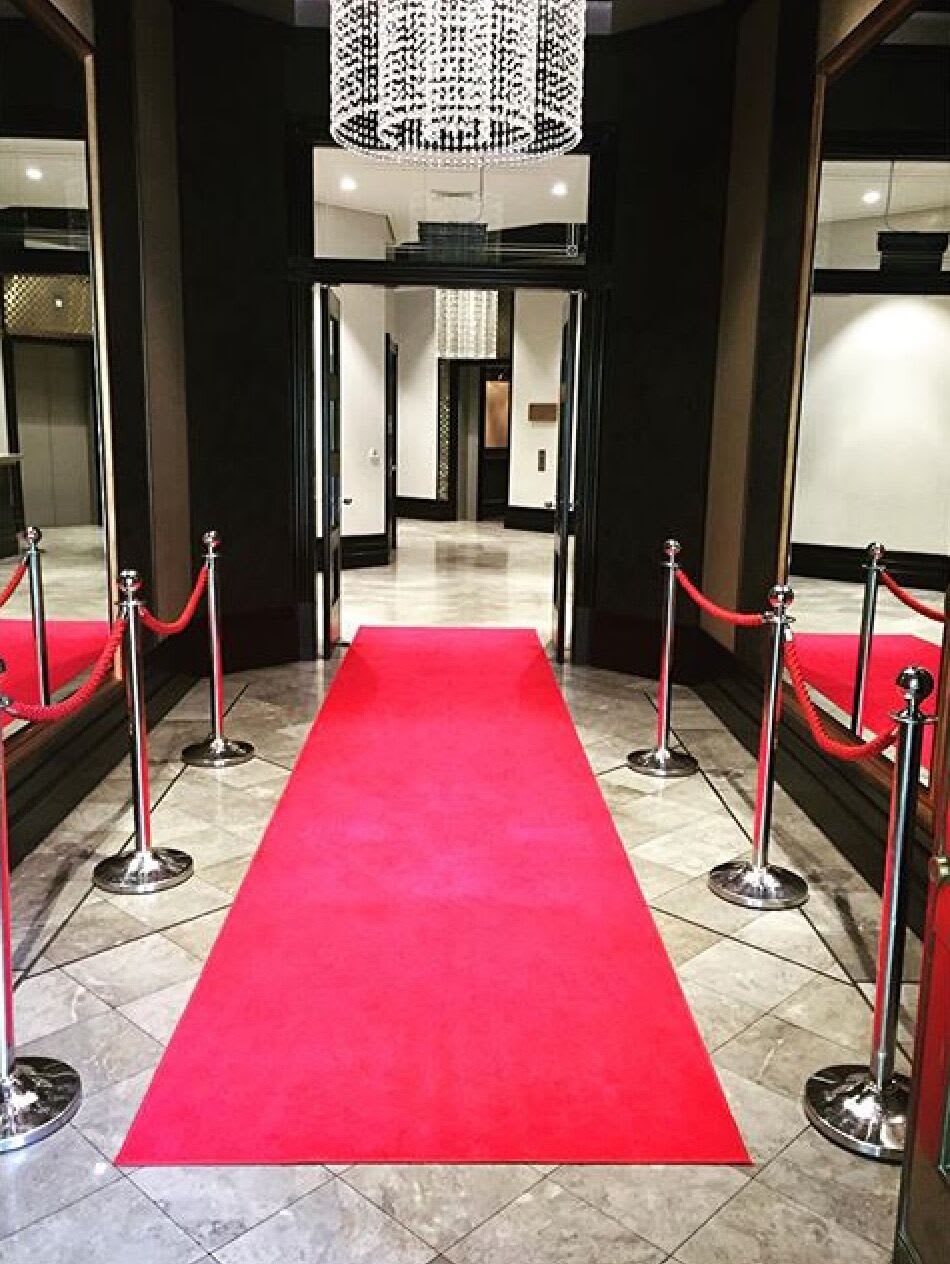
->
left=0, top=618, right=110, bottom=724
left=795, top=633, right=941, bottom=771
left=119, top=628, right=748, bottom=1166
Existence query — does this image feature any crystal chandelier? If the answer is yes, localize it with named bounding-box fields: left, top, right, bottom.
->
left=331, top=1, right=585, bottom=167
left=437, top=290, right=499, bottom=359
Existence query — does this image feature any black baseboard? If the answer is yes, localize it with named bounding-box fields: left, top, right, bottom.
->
left=342, top=533, right=390, bottom=570
left=396, top=496, right=454, bottom=522
left=504, top=506, right=554, bottom=533
left=791, top=542, right=949, bottom=591
left=698, top=665, right=929, bottom=939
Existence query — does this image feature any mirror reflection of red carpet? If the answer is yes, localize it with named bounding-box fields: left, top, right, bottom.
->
left=118, top=627, right=749, bottom=1166
left=0, top=618, right=111, bottom=724
left=794, top=633, right=941, bottom=771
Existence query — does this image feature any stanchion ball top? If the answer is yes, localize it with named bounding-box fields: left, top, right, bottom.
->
left=866, top=542, right=885, bottom=562
left=202, top=529, right=221, bottom=551
left=768, top=583, right=795, bottom=610
left=24, top=525, right=42, bottom=546
left=663, top=539, right=681, bottom=556
left=897, top=666, right=934, bottom=703
left=118, top=569, right=143, bottom=597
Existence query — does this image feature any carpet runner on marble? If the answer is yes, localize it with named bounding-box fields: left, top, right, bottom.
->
left=119, top=627, right=748, bottom=1165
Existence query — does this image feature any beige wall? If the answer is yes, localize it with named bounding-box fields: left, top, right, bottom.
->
left=818, top=0, right=907, bottom=63
left=701, top=0, right=780, bottom=649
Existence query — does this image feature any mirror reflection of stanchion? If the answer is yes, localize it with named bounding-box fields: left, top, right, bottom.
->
left=182, top=531, right=255, bottom=769
left=708, top=584, right=810, bottom=911
left=93, top=571, right=194, bottom=895
left=851, top=542, right=885, bottom=738
left=24, top=527, right=50, bottom=708
left=0, top=658, right=81, bottom=1152
left=627, top=539, right=699, bottom=779
left=804, top=666, right=935, bottom=1163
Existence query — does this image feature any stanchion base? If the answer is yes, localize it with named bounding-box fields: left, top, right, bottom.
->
left=181, top=736, right=255, bottom=769
left=0, top=1057, right=82, bottom=1153
left=627, top=747, right=699, bottom=779
left=93, top=847, right=193, bottom=895
left=804, top=1065, right=909, bottom=1163
left=708, top=859, right=809, bottom=910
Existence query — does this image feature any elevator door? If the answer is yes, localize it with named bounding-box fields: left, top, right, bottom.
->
left=319, top=286, right=343, bottom=658
left=552, top=293, right=581, bottom=664
left=13, top=340, right=97, bottom=527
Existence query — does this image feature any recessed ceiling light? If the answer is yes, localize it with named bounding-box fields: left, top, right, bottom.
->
left=53, top=297, right=65, bottom=310
left=862, top=189, right=882, bottom=205
left=340, top=175, right=358, bottom=192
left=551, top=180, right=568, bottom=198
left=25, top=167, right=43, bottom=181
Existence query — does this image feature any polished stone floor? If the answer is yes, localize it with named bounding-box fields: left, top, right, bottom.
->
left=0, top=525, right=110, bottom=624
left=2, top=520, right=919, bottom=1263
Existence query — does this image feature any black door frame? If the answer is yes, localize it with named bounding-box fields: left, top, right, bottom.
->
left=384, top=332, right=398, bottom=551
left=288, top=124, right=616, bottom=665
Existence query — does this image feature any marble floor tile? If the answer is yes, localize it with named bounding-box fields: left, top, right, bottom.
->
left=342, top=1165, right=542, bottom=1253
left=162, top=908, right=229, bottom=961
left=98, top=877, right=230, bottom=933
left=714, top=1014, right=872, bottom=1101
left=772, top=975, right=874, bottom=1052
left=12, top=967, right=109, bottom=1043
left=650, top=911, right=720, bottom=966
left=631, top=813, right=749, bottom=879
left=74, top=1068, right=157, bottom=1160
left=652, top=876, right=765, bottom=936
left=0, top=1178, right=207, bottom=1264
left=130, top=1165, right=331, bottom=1253
left=119, top=976, right=199, bottom=1044
left=756, top=1127, right=900, bottom=1250
left=676, top=1179, right=889, bottom=1264
left=627, top=854, right=694, bottom=900
left=215, top=1178, right=436, bottom=1264
left=0, top=1125, right=118, bottom=1238
left=711, top=1067, right=807, bottom=1166
left=677, top=979, right=765, bottom=1051
left=736, top=911, right=847, bottom=978
left=552, top=1165, right=749, bottom=1254
left=63, top=933, right=202, bottom=1008
left=20, top=1008, right=162, bottom=1096
left=677, top=940, right=815, bottom=1014
left=443, top=1179, right=664, bottom=1264
left=41, top=898, right=155, bottom=967
left=200, top=855, right=253, bottom=899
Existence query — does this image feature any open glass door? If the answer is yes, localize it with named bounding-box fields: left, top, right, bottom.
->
left=319, top=286, right=343, bottom=658
left=385, top=333, right=399, bottom=553
left=552, top=292, right=582, bottom=664
left=897, top=604, right=950, bottom=1263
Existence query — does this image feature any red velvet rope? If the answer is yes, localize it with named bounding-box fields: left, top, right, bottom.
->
left=881, top=570, right=946, bottom=625
left=0, top=559, right=28, bottom=610
left=140, top=566, right=209, bottom=638
left=785, top=635, right=898, bottom=763
left=4, top=618, right=128, bottom=724
left=675, top=569, right=765, bottom=629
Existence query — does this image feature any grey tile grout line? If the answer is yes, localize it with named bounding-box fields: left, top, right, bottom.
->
left=13, top=680, right=254, bottom=987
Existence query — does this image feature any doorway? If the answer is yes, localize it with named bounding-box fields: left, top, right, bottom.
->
left=312, top=284, right=585, bottom=663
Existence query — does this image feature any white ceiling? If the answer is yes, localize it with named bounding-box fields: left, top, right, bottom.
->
left=0, top=139, right=88, bottom=210
left=819, top=161, right=950, bottom=227
left=314, top=149, right=590, bottom=243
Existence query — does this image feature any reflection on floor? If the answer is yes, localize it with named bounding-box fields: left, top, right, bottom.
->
left=792, top=574, right=944, bottom=647
left=3, top=521, right=914, bottom=1263
left=344, top=520, right=556, bottom=642
left=0, top=525, right=109, bottom=622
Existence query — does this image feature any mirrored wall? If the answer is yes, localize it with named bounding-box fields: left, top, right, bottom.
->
left=790, top=1, right=950, bottom=787
left=0, top=4, right=112, bottom=729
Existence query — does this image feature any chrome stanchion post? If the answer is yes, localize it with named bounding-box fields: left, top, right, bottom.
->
left=0, top=661, right=81, bottom=1152
left=851, top=542, right=885, bottom=737
left=24, top=527, right=50, bottom=707
left=804, top=666, right=934, bottom=1163
left=708, top=584, right=809, bottom=910
left=93, top=571, right=193, bottom=895
left=182, top=530, right=254, bottom=769
left=627, top=540, right=698, bottom=779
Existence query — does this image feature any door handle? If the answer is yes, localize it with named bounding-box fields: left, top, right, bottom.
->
left=931, top=855, right=950, bottom=887
left=343, top=498, right=353, bottom=506
left=544, top=501, right=554, bottom=510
